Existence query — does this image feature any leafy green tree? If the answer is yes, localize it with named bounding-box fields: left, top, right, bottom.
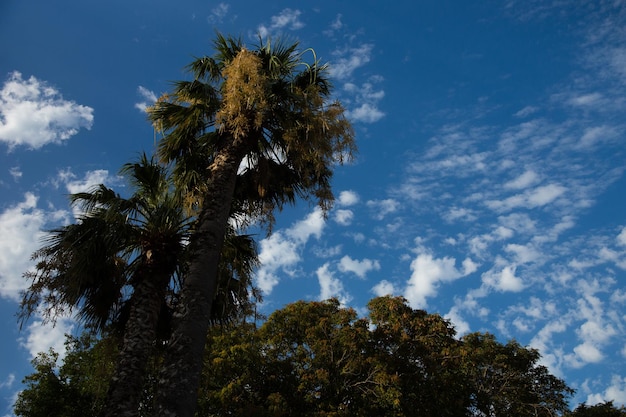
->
left=460, top=332, right=574, bottom=416
left=17, top=297, right=576, bottom=417
left=14, top=333, right=117, bottom=417
left=148, top=34, right=355, bottom=416
left=366, top=296, right=469, bottom=416
left=566, top=402, right=626, bottom=416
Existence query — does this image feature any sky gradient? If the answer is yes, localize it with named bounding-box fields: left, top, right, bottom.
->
left=1, top=1, right=625, bottom=414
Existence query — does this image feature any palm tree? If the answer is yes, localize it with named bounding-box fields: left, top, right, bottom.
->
left=148, top=34, right=355, bottom=416
left=20, top=154, right=191, bottom=417
left=19, top=154, right=260, bottom=416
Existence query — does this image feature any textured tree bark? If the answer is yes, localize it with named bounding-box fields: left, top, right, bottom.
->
left=155, top=140, right=246, bottom=417
left=101, top=267, right=169, bottom=417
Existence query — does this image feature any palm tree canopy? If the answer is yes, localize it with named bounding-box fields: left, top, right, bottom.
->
left=149, top=34, right=356, bottom=226
left=19, top=154, right=191, bottom=332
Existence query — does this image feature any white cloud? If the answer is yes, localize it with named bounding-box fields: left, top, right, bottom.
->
left=587, top=375, right=626, bottom=406
left=404, top=250, right=476, bottom=309
left=208, top=3, right=229, bottom=23
left=9, top=166, right=22, bottom=181
left=333, top=209, right=354, bottom=226
left=330, top=44, right=373, bottom=81
left=317, top=263, right=351, bottom=305
left=514, top=105, right=538, bottom=118
left=486, top=183, right=567, bottom=212
left=338, top=255, right=380, bottom=279
left=54, top=169, right=117, bottom=218
left=343, top=79, right=385, bottom=123
left=504, top=169, right=539, bottom=190
left=366, top=198, right=399, bottom=220
left=0, top=374, right=14, bottom=389
left=481, top=262, right=524, bottom=292
left=0, top=71, right=93, bottom=150
left=568, top=92, right=604, bottom=107
left=371, top=279, right=396, bottom=297
left=568, top=342, right=604, bottom=367
left=134, top=86, right=158, bottom=112
left=0, top=193, right=68, bottom=301
left=445, top=306, right=470, bottom=336
left=504, top=243, right=541, bottom=264
left=329, top=14, right=343, bottom=31
left=337, top=190, right=359, bottom=206
left=346, top=103, right=385, bottom=123
left=617, top=226, right=626, bottom=246
left=445, top=207, right=477, bottom=222
left=59, top=168, right=113, bottom=195
left=258, top=8, right=304, bottom=38
left=256, top=208, right=325, bottom=294
left=20, top=316, right=75, bottom=360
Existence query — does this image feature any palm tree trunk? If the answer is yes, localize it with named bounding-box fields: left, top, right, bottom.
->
left=155, top=139, right=246, bottom=417
left=102, top=269, right=169, bottom=417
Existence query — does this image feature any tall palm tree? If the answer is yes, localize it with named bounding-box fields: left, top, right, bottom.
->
left=148, top=34, right=355, bottom=416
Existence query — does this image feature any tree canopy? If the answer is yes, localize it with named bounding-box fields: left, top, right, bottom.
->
left=15, top=296, right=581, bottom=417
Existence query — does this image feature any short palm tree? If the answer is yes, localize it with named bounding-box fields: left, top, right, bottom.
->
left=19, top=153, right=259, bottom=417
left=20, top=154, right=190, bottom=417
left=148, top=34, right=355, bottom=416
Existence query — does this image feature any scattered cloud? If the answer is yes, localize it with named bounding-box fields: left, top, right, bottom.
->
left=343, top=77, right=386, bottom=123
left=481, top=261, right=525, bottom=292
left=20, top=315, right=75, bottom=360
left=333, top=209, right=354, bottom=226
left=371, top=279, right=397, bottom=297
left=337, top=190, right=359, bottom=206
left=317, top=263, right=351, bottom=305
left=0, top=71, right=94, bottom=150
left=9, top=166, right=22, bottom=181
left=258, top=8, right=304, bottom=38
left=366, top=198, right=399, bottom=220
left=587, top=375, right=626, bottom=406
left=208, top=3, right=229, bottom=24
left=256, top=208, right=325, bottom=294
left=404, top=249, right=477, bottom=309
left=330, top=44, right=374, bottom=81
left=0, top=374, right=14, bottom=390
left=0, top=193, right=68, bottom=301
left=337, top=255, right=380, bottom=279
left=323, top=13, right=343, bottom=36
left=134, top=86, right=158, bottom=112
left=504, top=169, right=540, bottom=190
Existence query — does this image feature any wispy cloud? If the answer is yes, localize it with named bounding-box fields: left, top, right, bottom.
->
left=208, top=3, right=229, bottom=24
left=256, top=208, right=325, bottom=294
left=134, top=86, right=158, bottom=113
left=329, top=44, right=373, bottom=81
left=0, top=72, right=94, bottom=150
left=337, top=255, right=380, bottom=279
left=258, top=9, right=304, bottom=38
left=404, top=247, right=478, bottom=309
left=317, top=263, right=351, bottom=305
left=0, top=193, right=68, bottom=301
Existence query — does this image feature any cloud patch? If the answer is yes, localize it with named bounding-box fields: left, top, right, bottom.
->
left=256, top=208, right=326, bottom=294
left=404, top=249, right=478, bottom=309
left=0, top=71, right=93, bottom=150
left=258, top=9, right=304, bottom=38
left=0, top=193, right=68, bottom=301
left=338, top=255, right=380, bottom=279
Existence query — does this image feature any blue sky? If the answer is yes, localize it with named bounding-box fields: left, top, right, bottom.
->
left=1, top=0, right=626, bottom=413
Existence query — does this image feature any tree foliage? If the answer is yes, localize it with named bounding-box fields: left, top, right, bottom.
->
left=566, top=402, right=626, bottom=417
left=13, top=296, right=588, bottom=417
